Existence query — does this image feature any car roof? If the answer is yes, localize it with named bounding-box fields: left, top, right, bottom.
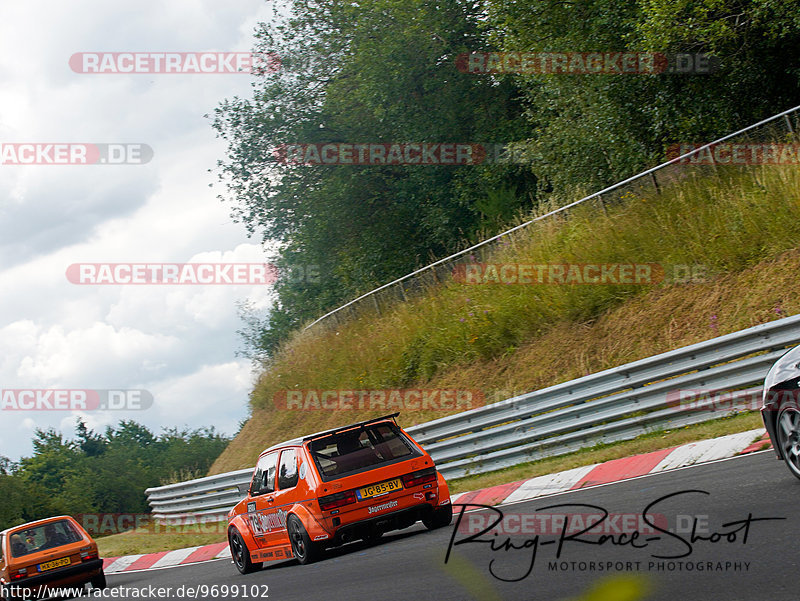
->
left=259, top=413, right=400, bottom=456
left=0, top=515, right=77, bottom=538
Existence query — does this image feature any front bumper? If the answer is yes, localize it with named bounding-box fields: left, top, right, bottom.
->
left=762, top=400, right=782, bottom=460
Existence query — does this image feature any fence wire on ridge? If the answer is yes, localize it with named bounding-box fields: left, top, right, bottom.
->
left=304, top=104, right=800, bottom=331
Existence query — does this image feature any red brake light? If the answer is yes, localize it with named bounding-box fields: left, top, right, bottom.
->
left=402, top=468, right=437, bottom=488
left=319, top=490, right=357, bottom=511
left=11, top=568, right=28, bottom=580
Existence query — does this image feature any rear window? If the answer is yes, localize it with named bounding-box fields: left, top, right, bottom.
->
left=308, top=422, right=421, bottom=481
left=9, top=520, right=82, bottom=557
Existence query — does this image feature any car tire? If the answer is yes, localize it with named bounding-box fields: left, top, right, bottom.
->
left=229, top=528, right=261, bottom=574
left=90, top=572, right=107, bottom=590
left=422, top=504, right=453, bottom=530
left=777, top=405, right=800, bottom=480
left=287, top=515, right=321, bottom=565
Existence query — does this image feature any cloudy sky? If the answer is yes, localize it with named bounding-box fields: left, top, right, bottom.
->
left=0, top=0, right=280, bottom=460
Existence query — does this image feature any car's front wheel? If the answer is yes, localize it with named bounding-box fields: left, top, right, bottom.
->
left=287, top=515, right=321, bottom=565
left=422, top=503, right=453, bottom=530
left=777, top=405, right=800, bottom=480
left=229, top=528, right=261, bottom=574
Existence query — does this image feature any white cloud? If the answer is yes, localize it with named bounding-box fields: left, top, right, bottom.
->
left=153, top=360, right=255, bottom=427
left=0, top=0, right=277, bottom=460
left=15, top=323, right=179, bottom=384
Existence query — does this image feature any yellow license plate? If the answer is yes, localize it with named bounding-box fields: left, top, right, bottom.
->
left=38, top=557, right=71, bottom=572
left=357, top=478, right=403, bottom=500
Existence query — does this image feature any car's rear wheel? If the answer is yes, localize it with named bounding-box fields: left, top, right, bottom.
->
left=229, top=528, right=261, bottom=574
left=777, top=406, right=800, bottom=480
left=287, top=515, right=321, bottom=565
left=422, top=504, right=453, bottom=530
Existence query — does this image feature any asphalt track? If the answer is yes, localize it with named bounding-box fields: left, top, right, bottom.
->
left=103, top=451, right=798, bottom=601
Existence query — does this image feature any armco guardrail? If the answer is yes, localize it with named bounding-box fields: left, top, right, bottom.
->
left=146, top=314, right=800, bottom=518
left=145, top=468, right=252, bottom=521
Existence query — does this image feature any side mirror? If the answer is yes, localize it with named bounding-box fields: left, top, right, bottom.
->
left=237, top=482, right=251, bottom=496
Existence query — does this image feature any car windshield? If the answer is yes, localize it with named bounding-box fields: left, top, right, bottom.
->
left=308, top=422, right=420, bottom=481
left=9, top=520, right=82, bottom=557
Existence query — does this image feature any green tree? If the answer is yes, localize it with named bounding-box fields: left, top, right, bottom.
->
left=221, top=0, right=800, bottom=359
left=484, top=0, right=800, bottom=191
left=215, top=0, right=532, bottom=354
left=76, top=418, right=107, bottom=457
left=0, top=421, right=231, bottom=530
left=0, top=455, right=13, bottom=475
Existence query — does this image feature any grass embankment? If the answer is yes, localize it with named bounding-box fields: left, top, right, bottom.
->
left=111, top=167, right=796, bottom=557
left=96, top=522, right=227, bottom=558
left=210, top=164, right=800, bottom=480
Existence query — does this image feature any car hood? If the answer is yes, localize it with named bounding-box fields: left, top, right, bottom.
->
left=763, top=344, right=800, bottom=399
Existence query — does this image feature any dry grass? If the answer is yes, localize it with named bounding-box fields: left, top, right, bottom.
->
left=96, top=522, right=226, bottom=558
left=209, top=164, right=800, bottom=475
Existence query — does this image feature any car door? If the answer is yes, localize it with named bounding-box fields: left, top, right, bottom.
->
left=246, top=451, right=279, bottom=551
left=265, top=448, right=302, bottom=558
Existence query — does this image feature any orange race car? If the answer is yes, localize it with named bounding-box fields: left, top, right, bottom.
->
left=0, top=515, right=106, bottom=599
left=227, top=413, right=452, bottom=572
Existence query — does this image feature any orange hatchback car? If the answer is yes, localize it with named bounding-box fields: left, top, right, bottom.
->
left=227, top=413, right=452, bottom=572
left=0, top=516, right=106, bottom=599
